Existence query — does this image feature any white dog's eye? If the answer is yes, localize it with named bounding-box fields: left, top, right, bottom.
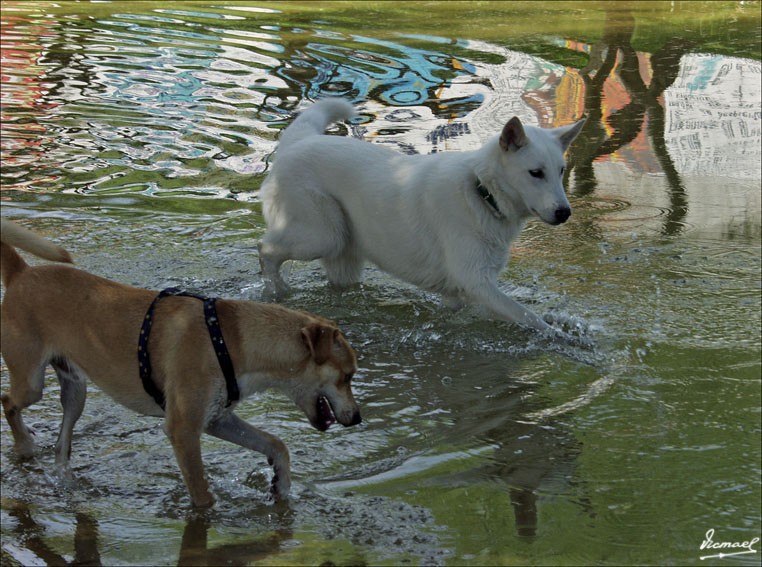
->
left=560, top=166, right=565, bottom=176
left=529, top=169, right=544, bottom=179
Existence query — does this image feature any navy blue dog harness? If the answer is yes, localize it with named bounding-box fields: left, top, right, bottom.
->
left=138, top=287, right=240, bottom=411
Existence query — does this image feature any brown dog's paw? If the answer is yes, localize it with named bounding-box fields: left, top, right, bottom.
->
left=190, top=492, right=215, bottom=509
left=14, top=432, right=36, bottom=459
left=270, top=466, right=291, bottom=500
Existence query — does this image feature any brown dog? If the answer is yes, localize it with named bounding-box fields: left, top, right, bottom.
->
left=0, top=218, right=361, bottom=507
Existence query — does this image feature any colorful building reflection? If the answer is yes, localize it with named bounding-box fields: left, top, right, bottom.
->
left=0, top=4, right=62, bottom=190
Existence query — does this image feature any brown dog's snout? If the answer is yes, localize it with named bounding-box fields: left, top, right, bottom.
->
left=347, top=410, right=362, bottom=426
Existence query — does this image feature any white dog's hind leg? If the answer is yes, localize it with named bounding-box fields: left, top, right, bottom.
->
left=259, top=189, right=349, bottom=296
left=441, top=294, right=466, bottom=311
left=258, top=229, right=346, bottom=298
left=321, top=244, right=364, bottom=288
left=257, top=239, right=290, bottom=297
left=258, top=229, right=333, bottom=296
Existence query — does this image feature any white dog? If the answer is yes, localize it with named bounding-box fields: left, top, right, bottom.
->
left=258, top=99, right=586, bottom=341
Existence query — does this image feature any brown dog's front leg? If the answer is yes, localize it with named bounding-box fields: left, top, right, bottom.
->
left=205, top=412, right=291, bottom=499
left=165, top=413, right=215, bottom=508
left=172, top=438, right=215, bottom=508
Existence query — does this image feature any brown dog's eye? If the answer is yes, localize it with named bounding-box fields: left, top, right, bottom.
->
left=344, top=372, right=354, bottom=383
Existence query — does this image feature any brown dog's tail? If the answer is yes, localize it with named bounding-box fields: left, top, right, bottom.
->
left=1, top=218, right=73, bottom=287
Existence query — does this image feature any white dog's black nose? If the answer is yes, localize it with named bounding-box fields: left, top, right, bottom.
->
left=554, top=207, right=571, bottom=225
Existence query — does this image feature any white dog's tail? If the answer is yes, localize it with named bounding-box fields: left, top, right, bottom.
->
left=277, top=99, right=356, bottom=151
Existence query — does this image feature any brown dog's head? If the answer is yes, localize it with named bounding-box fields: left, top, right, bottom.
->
left=293, top=321, right=361, bottom=431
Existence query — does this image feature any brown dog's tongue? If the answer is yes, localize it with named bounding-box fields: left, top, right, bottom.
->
left=318, top=397, right=336, bottom=429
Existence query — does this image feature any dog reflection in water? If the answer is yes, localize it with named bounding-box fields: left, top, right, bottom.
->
left=4, top=502, right=290, bottom=565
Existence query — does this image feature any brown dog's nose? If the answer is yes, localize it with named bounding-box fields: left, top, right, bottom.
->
left=348, top=411, right=362, bottom=426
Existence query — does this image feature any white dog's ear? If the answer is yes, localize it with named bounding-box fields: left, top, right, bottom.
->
left=302, top=324, right=337, bottom=365
left=555, top=117, right=586, bottom=151
left=500, top=117, right=527, bottom=152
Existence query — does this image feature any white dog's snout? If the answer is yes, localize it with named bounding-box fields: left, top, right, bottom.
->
left=554, top=206, right=571, bottom=225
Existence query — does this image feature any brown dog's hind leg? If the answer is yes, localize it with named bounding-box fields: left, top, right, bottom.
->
left=51, top=358, right=87, bottom=472
left=205, top=411, right=292, bottom=499
left=1, top=357, right=46, bottom=459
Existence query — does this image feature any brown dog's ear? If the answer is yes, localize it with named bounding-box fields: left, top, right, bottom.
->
left=499, top=116, right=526, bottom=152
left=301, top=324, right=337, bottom=366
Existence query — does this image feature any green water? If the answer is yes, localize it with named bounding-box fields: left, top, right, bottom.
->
left=1, top=2, right=760, bottom=565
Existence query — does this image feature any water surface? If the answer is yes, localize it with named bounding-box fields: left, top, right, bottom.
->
left=1, top=1, right=760, bottom=565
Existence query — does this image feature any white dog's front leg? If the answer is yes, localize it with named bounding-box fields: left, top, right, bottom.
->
left=205, top=412, right=291, bottom=499
left=468, top=281, right=576, bottom=342
left=474, top=282, right=550, bottom=330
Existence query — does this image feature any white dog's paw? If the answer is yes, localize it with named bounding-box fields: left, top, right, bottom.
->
left=261, top=278, right=289, bottom=302
left=440, top=295, right=465, bottom=311
left=557, top=329, right=596, bottom=349
left=543, top=312, right=596, bottom=347
left=543, top=311, right=586, bottom=333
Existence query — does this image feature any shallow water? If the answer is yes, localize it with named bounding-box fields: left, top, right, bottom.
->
left=1, top=1, right=760, bottom=565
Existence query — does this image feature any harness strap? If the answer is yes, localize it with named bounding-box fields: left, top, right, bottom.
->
left=138, top=287, right=240, bottom=411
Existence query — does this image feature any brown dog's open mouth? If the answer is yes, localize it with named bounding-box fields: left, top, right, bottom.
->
left=315, top=396, right=337, bottom=431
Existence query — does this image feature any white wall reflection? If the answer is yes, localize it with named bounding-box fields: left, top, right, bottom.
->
left=664, top=53, right=761, bottom=179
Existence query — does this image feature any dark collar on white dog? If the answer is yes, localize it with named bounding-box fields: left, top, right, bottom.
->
left=475, top=177, right=505, bottom=220
left=138, top=287, right=240, bottom=411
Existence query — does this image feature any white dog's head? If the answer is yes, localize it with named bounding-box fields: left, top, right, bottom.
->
left=496, top=116, right=586, bottom=225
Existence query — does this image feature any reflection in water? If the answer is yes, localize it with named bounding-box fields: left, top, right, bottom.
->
left=1, top=3, right=760, bottom=566
left=315, top=343, right=594, bottom=541
left=3, top=502, right=289, bottom=566
left=177, top=514, right=286, bottom=566
left=1, top=3, right=758, bottom=233
left=564, top=8, right=693, bottom=235
left=0, top=12, right=64, bottom=190
left=456, top=402, right=582, bottom=539
left=439, top=363, right=585, bottom=539
left=5, top=503, right=101, bottom=566
left=460, top=11, right=759, bottom=238
left=1, top=10, right=487, bottom=197
left=272, top=34, right=482, bottom=114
